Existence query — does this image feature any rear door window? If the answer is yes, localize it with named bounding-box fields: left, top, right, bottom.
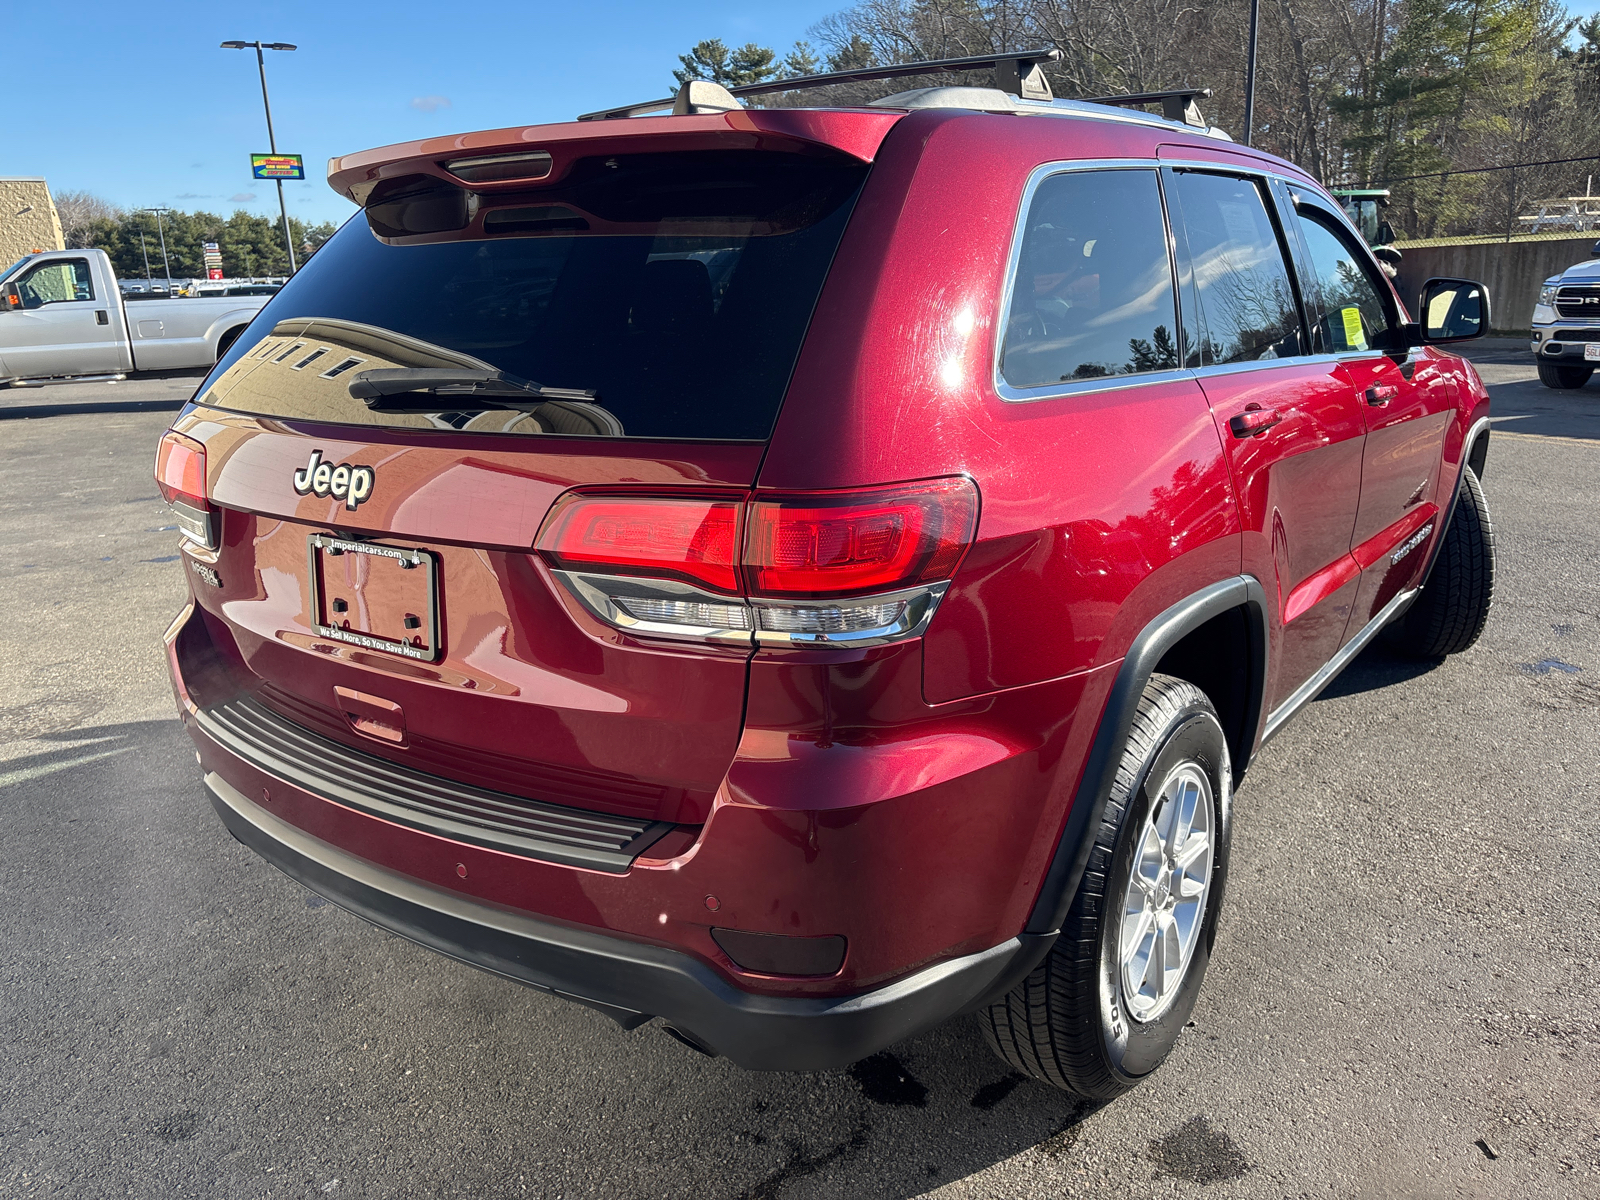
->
left=1000, top=168, right=1179, bottom=388
left=199, top=151, right=867, bottom=441
left=1167, top=172, right=1305, bottom=364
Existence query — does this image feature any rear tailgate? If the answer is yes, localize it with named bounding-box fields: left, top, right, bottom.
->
left=179, top=407, right=759, bottom=826
left=173, top=123, right=882, bottom=828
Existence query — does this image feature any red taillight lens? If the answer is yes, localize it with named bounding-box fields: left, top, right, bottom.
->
left=745, top=478, right=978, bottom=598
left=155, top=431, right=207, bottom=507
left=537, top=494, right=743, bottom=594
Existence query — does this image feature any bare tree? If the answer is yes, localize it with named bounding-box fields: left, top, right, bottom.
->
left=53, top=191, right=123, bottom=249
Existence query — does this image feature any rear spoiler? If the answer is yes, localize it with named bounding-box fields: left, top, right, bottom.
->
left=327, top=108, right=905, bottom=206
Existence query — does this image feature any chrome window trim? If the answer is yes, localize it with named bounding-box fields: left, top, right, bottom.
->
left=993, top=159, right=1185, bottom=404
left=993, top=157, right=1351, bottom=403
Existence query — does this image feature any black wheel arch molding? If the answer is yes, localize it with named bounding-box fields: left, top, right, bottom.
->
left=1022, top=575, right=1269, bottom=939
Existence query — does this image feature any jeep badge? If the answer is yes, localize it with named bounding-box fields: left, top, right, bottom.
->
left=292, top=449, right=374, bottom=511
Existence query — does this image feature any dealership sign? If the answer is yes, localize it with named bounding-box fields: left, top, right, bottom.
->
left=251, top=153, right=305, bottom=180
left=203, top=242, right=223, bottom=281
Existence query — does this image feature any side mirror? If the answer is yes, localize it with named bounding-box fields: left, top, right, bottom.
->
left=1, top=282, right=21, bottom=311
left=1416, top=277, right=1489, bottom=344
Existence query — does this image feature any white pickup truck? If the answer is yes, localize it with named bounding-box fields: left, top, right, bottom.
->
left=0, top=248, right=270, bottom=384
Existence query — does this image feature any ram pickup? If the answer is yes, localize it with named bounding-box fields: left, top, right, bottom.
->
left=1530, top=238, right=1600, bottom=389
left=0, top=248, right=269, bottom=384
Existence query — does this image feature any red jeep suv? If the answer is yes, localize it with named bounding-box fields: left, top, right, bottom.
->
left=158, top=55, right=1494, bottom=1099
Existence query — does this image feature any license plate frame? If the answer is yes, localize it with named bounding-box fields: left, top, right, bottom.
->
left=1585, top=342, right=1600, bottom=362
left=306, top=533, right=441, bottom=662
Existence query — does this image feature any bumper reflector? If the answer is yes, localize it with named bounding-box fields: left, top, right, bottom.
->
left=711, top=928, right=847, bottom=977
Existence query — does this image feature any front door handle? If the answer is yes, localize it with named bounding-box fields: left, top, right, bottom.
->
left=1366, top=384, right=1398, bottom=406
left=1229, top=405, right=1283, bottom=438
left=95, top=309, right=108, bottom=325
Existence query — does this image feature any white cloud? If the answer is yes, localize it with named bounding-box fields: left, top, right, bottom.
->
left=411, top=95, right=451, bottom=113
left=228, top=192, right=257, bottom=202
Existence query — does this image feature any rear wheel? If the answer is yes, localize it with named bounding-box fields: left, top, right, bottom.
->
left=1537, top=361, right=1592, bottom=389
left=979, top=675, right=1232, bottom=1099
left=1385, top=466, right=1494, bottom=659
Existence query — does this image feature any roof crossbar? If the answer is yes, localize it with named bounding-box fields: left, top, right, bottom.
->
left=1077, top=88, right=1212, bottom=128
left=577, top=48, right=1064, bottom=122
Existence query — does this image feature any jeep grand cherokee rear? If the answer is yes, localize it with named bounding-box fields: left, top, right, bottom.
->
left=160, top=82, right=1493, bottom=1092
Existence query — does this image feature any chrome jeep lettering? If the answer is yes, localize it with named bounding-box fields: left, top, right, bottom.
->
left=292, top=449, right=375, bottom=511
left=1391, top=522, right=1434, bottom=566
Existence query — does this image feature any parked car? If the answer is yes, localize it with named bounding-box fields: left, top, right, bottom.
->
left=156, top=59, right=1494, bottom=1098
left=1529, top=238, right=1600, bottom=388
left=0, top=250, right=269, bottom=383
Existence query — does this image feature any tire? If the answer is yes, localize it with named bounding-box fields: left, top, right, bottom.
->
left=979, top=674, right=1232, bottom=1099
left=1384, top=466, right=1494, bottom=659
left=1537, top=361, right=1592, bottom=389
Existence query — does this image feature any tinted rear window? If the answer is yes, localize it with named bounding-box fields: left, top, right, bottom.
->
left=199, top=151, right=867, bottom=441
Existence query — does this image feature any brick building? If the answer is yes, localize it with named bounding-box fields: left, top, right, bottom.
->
left=0, top=178, right=66, bottom=263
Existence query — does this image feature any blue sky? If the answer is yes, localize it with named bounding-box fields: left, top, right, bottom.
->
left=5, top=1, right=845, bottom=226
left=9, top=0, right=1600, bottom=229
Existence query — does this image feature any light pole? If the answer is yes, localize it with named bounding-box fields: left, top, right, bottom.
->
left=1242, top=0, right=1260, bottom=147
left=220, top=39, right=299, bottom=275
left=141, top=207, right=174, bottom=293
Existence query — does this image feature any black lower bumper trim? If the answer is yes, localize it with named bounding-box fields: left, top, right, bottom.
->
left=205, top=772, right=1046, bottom=1072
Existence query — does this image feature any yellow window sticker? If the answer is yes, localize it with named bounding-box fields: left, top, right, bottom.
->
left=1340, top=306, right=1368, bottom=351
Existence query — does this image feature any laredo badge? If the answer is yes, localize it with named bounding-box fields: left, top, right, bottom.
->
left=292, top=449, right=375, bottom=511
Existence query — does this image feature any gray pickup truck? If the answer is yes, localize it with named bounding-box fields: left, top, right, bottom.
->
left=1530, top=238, right=1600, bottom=389
left=0, top=248, right=269, bottom=385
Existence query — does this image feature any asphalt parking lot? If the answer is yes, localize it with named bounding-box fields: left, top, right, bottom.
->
left=3, top=343, right=1597, bottom=1199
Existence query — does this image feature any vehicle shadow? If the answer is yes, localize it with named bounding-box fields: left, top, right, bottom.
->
left=1, top=718, right=1119, bottom=1199
left=1314, top=639, right=1440, bottom=703
left=0, top=397, right=188, bottom=420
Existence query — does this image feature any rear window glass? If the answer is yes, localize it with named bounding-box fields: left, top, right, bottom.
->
left=198, top=151, right=867, bottom=441
left=1000, top=169, right=1179, bottom=388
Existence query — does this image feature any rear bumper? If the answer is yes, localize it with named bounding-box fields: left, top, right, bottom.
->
left=206, top=769, right=1048, bottom=1070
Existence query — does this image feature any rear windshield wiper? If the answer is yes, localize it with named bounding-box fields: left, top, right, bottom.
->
left=348, top=368, right=597, bottom=412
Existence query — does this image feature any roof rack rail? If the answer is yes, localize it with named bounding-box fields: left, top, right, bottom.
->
left=577, top=48, right=1064, bottom=122
left=1077, top=88, right=1212, bottom=128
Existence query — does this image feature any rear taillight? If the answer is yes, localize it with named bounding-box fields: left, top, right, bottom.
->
left=745, top=480, right=977, bottom=598
left=535, top=479, right=978, bottom=648
left=155, top=430, right=217, bottom=550
left=538, top=494, right=741, bottom=594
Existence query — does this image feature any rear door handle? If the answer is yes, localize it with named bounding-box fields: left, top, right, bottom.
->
left=1366, top=384, right=1398, bottom=406
left=1229, top=406, right=1284, bottom=438
left=95, top=309, right=108, bottom=325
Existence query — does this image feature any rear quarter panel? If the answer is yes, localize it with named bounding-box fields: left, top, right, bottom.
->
left=760, top=110, right=1242, bottom=702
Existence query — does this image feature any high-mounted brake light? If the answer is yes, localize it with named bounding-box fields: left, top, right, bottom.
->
left=535, top=479, right=979, bottom=648
left=155, top=430, right=218, bottom=549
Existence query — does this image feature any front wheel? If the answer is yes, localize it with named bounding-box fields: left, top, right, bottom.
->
left=1384, top=466, right=1494, bottom=659
left=1537, top=360, right=1592, bottom=389
left=979, top=675, right=1232, bottom=1099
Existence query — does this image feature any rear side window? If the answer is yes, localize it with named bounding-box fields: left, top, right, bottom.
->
left=199, top=151, right=867, bottom=441
left=1001, top=169, right=1178, bottom=388
left=1168, top=172, right=1304, bottom=364
left=1291, top=205, right=1400, bottom=354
